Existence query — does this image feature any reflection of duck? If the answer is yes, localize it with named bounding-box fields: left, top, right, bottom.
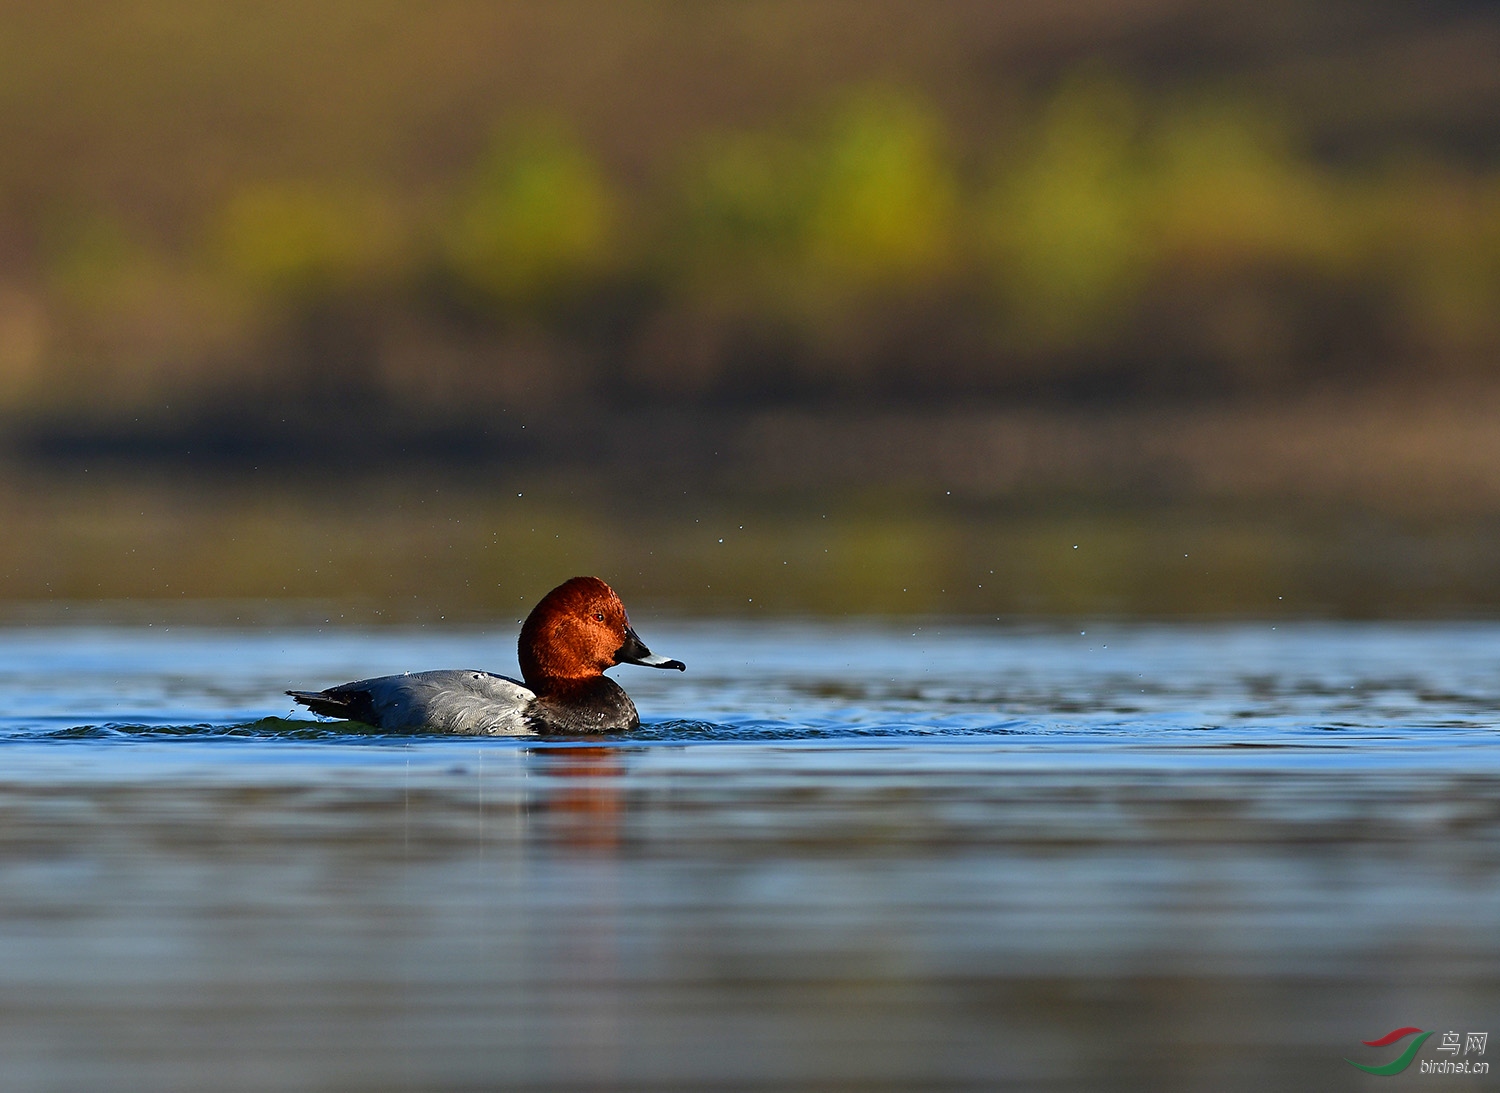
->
left=288, top=577, right=684, bottom=734
left=531, top=746, right=627, bottom=851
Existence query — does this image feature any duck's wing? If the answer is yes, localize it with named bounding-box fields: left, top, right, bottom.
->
left=288, top=671, right=537, bottom=734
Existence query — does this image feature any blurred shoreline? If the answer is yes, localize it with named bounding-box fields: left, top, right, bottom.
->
left=5, top=387, right=1500, bottom=620
left=9, top=382, right=1500, bottom=510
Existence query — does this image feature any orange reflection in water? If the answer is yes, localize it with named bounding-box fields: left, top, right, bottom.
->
left=528, top=746, right=628, bottom=852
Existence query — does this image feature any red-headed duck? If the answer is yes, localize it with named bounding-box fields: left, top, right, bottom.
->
left=287, top=576, right=684, bottom=734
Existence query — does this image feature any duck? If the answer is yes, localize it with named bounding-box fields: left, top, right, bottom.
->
left=287, top=576, right=684, bottom=734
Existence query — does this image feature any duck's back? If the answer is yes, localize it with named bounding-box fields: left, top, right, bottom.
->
left=290, top=670, right=537, bottom=735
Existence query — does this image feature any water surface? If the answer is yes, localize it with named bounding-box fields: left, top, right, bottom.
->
left=1, top=620, right=1497, bottom=1091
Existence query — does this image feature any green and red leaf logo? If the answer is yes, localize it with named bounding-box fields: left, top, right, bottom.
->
left=1345, top=1028, right=1433, bottom=1075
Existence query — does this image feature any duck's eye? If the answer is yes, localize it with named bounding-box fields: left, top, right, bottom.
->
left=595, top=612, right=606, bottom=622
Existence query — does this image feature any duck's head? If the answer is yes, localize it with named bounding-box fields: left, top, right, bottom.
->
left=518, top=576, right=685, bottom=690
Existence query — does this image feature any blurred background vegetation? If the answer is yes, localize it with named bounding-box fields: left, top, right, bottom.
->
left=3, top=0, right=1500, bottom=617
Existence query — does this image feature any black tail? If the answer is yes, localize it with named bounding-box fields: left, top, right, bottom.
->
left=288, top=689, right=357, bottom=720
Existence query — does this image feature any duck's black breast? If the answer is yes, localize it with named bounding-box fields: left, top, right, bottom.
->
left=527, top=676, right=640, bottom=734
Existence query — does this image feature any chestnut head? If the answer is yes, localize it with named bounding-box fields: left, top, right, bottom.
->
left=518, top=576, right=684, bottom=689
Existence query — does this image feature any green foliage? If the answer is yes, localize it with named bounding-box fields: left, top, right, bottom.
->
left=14, top=54, right=1500, bottom=407
left=673, top=88, right=957, bottom=318
left=442, top=123, right=615, bottom=311
left=1384, top=170, right=1500, bottom=353
left=43, top=207, right=156, bottom=312
left=182, top=77, right=1500, bottom=393
left=978, top=81, right=1368, bottom=355
left=674, top=128, right=813, bottom=306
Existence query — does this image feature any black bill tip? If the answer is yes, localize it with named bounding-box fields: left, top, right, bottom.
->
left=615, top=627, right=686, bottom=672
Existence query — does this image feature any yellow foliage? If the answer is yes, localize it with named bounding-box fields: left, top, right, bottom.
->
left=982, top=74, right=1149, bottom=345
left=802, top=90, right=958, bottom=287
left=1147, top=100, right=1347, bottom=270
left=215, top=182, right=406, bottom=297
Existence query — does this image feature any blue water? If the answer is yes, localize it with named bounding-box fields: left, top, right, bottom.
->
left=1, top=619, right=1497, bottom=1091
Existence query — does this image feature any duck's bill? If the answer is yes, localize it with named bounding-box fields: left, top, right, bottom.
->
left=616, top=627, right=686, bottom=671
